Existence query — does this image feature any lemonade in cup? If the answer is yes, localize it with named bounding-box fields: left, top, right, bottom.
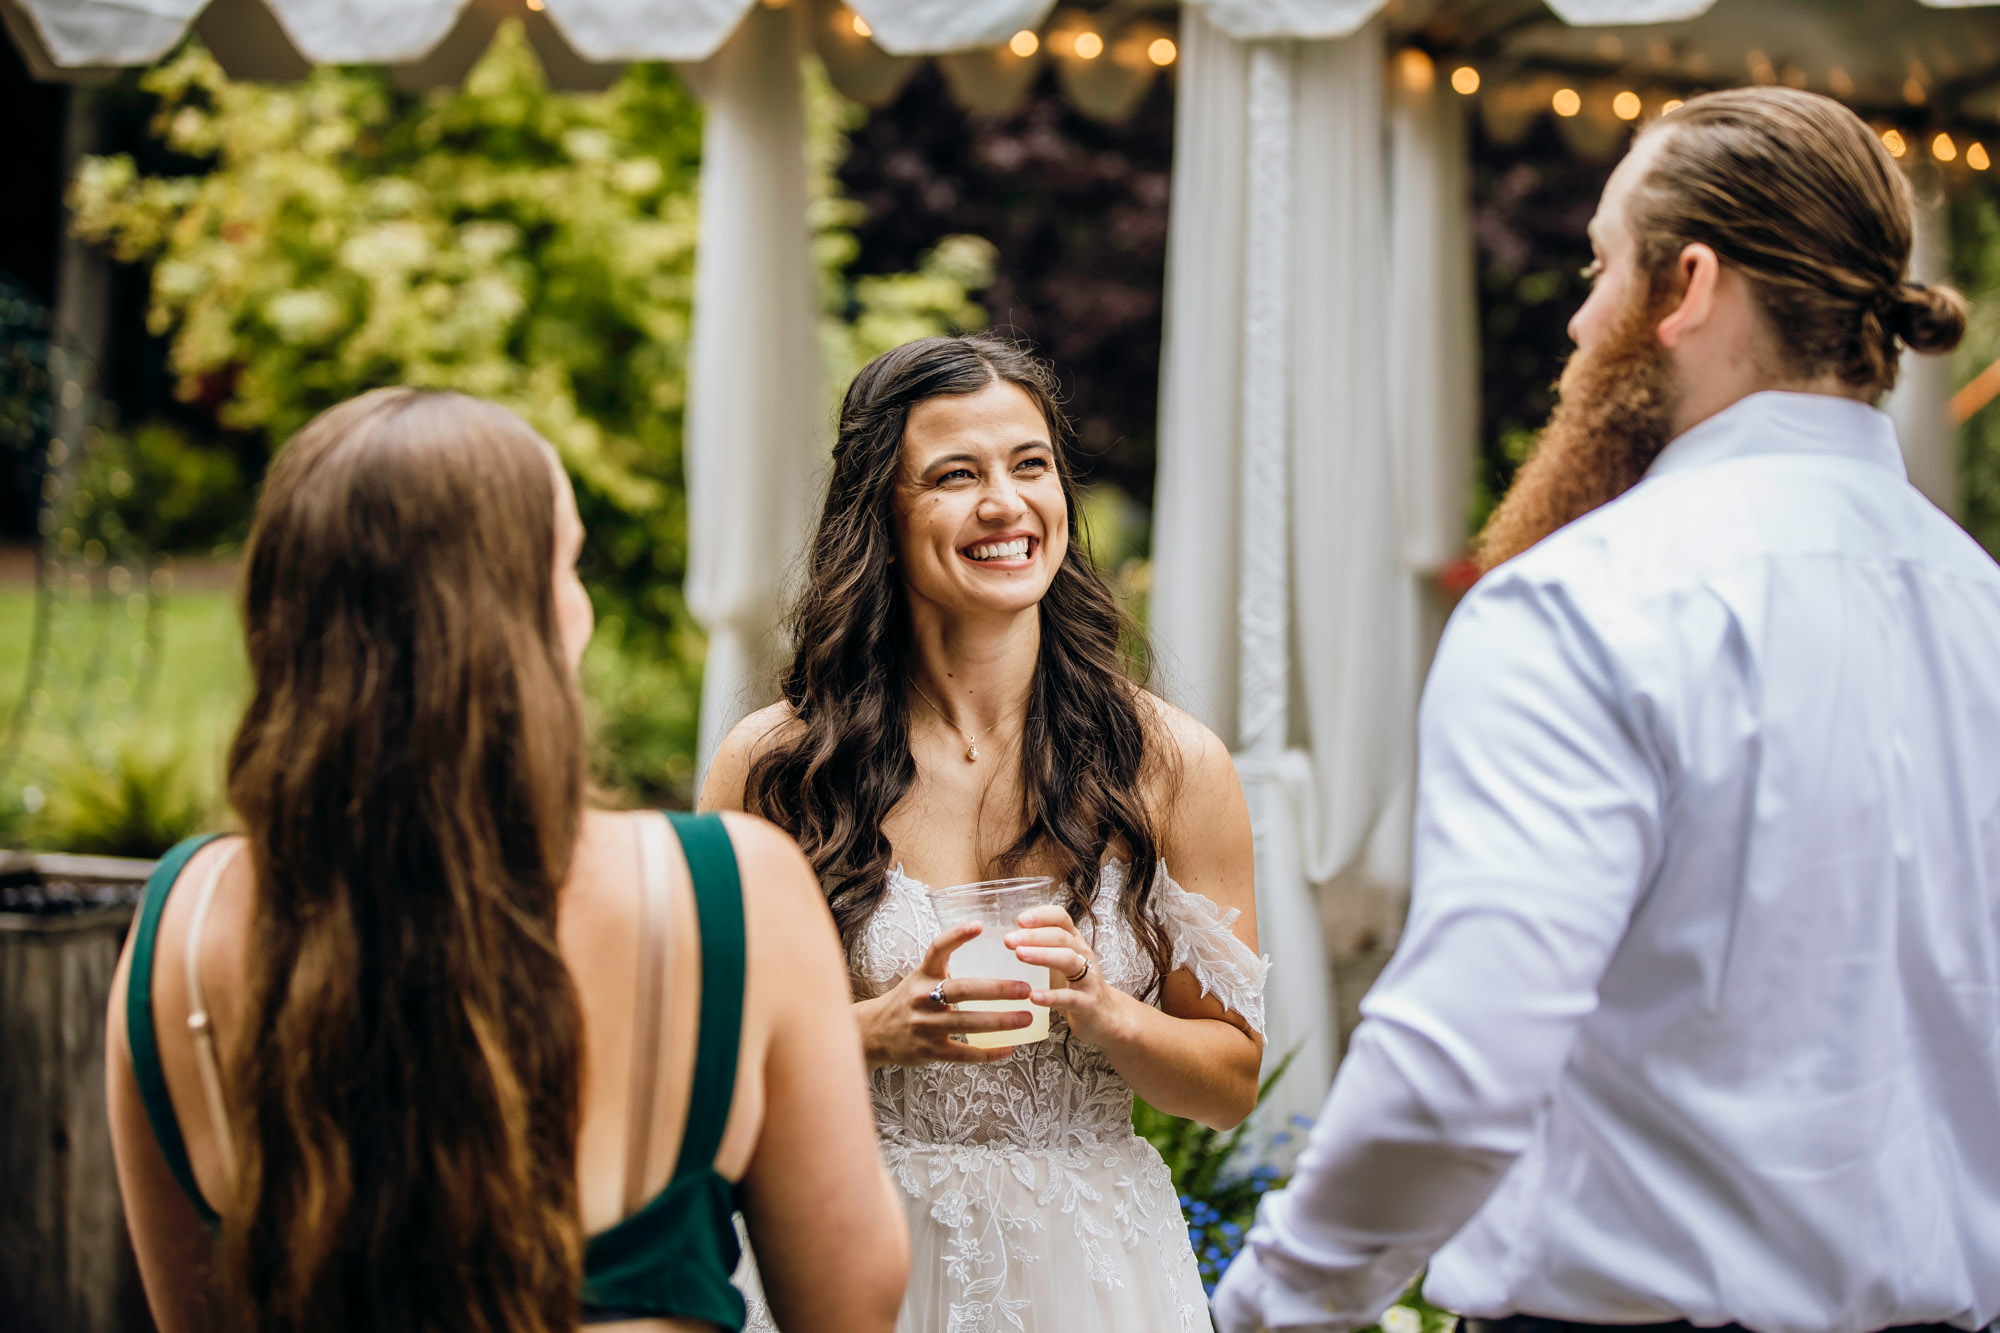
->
left=930, top=876, right=1056, bottom=1048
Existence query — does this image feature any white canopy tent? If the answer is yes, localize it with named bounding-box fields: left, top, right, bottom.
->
left=11, top=0, right=1999, bottom=1135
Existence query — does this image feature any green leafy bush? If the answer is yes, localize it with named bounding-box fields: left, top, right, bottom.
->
left=25, top=739, right=212, bottom=859
left=66, top=27, right=991, bottom=804
left=1950, top=186, right=2000, bottom=559
left=72, top=419, right=247, bottom=554
left=1135, top=1051, right=1299, bottom=1296
left=581, top=613, right=704, bottom=805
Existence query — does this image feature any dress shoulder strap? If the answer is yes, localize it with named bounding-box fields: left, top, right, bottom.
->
left=182, top=839, right=244, bottom=1183
left=621, top=813, right=674, bottom=1215
left=127, top=833, right=224, bottom=1225
left=665, top=811, right=745, bottom=1179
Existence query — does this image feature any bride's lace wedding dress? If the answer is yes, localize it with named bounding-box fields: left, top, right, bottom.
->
left=741, top=860, right=1269, bottom=1333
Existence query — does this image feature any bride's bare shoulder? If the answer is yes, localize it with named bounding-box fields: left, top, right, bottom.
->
left=699, top=701, right=804, bottom=813
left=1132, top=687, right=1243, bottom=830
left=1133, top=689, right=1230, bottom=778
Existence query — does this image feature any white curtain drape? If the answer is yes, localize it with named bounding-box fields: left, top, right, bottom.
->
left=1887, top=189, right=1957, bottom=516
left=1153, top=8, right=1425, bottom=1137
left=682, top=1, right=827, bottom=779
left=1151, top=11, right=1247, bottom=751
left=1390, top=67, right=1479, bottom=575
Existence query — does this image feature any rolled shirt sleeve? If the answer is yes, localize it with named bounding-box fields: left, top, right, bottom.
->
left=1215, top=569, right=1664, bottom=1331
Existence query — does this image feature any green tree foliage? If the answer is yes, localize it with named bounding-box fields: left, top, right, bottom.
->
left=1950, top=186, right=2000, bottom=559
left=64, top=26, right=992, bottom=803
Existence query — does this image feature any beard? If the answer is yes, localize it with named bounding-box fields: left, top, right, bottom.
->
left=1474, top=284, right=1678, bottom=573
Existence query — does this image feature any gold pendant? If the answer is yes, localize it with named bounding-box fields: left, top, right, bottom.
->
left=967, top=742, right=979, bottom=762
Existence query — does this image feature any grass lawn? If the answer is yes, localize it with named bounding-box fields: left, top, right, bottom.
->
left=1, top=583, right=248, bottom=848
left=2, top=570, right=705, bottom=848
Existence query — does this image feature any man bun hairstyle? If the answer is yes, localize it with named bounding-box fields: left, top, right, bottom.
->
left=1630, top=86, right=1967, bottom=395
left=1891, top=280, right=1970, bottom=357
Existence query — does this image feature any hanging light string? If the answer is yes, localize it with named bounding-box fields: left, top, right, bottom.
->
left=1409, top=43, right=1994, bottom=171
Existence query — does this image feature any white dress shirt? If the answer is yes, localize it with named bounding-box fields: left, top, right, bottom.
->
left=1216, top=391, right=2000, bottom=1333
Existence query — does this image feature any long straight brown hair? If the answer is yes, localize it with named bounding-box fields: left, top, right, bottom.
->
left=221, top=389, right=588, bottom=1333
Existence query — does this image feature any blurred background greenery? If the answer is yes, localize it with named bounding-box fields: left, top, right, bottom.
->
left=1, top=26, right=998, bottom=850
left=7, top=22, right=2000, bottom=863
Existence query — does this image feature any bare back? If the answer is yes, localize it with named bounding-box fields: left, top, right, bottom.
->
left=106, top=809, right=905, bottom=1333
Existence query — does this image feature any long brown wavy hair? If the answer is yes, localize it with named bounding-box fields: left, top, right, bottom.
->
left=220, top=389, right=587, bottom=1333
left=744, top=334, right=1174, bottom=994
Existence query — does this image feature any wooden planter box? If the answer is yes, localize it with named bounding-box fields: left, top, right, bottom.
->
left=1, top=851, right=159, bottom=1333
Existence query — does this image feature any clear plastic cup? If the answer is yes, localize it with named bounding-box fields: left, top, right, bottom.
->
left=930, top=876, right=1056, bottom=1048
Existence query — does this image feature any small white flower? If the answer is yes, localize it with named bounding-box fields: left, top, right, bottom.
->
left=340, top=221, right=431, bottom=275
left=562, top=128, right=614, bottom=163
left=262, top=289, right=343, bottom=345
left=1381, top=1305, right=1422, bottom=1333
left=612, top=158, right=664, bottom=194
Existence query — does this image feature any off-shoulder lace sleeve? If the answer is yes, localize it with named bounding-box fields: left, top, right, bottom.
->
left=1153, top=863, right=1271, bottom=1036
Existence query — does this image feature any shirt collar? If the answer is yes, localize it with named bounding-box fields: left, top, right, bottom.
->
left=1644, top=390, right=1907, bottom=483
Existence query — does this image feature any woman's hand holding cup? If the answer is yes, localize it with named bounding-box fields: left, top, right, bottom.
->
left=855, top=924, right=1033, bottom=1070
left=1008, top=904, right=1120, bottom=1047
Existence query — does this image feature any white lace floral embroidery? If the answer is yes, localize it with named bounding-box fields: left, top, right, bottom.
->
left=740, top=862, right=1263, bottom=1333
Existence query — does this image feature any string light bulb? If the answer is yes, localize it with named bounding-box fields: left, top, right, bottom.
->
left=1971, top=143, right=1992, bottom=171
left=1553, top=88, right=1582, bottom=117
left=1934, top=132, right=1958, bottom=162
left=1829, top=67, right=1855, bottom=98
left=524, top=0, right=543, bottom=9
left=1398, top=48, right=1436, bottom=94
left=1010, top=29, right=1039, bottom=57
left=1882, top=128, right=1908, bottom=158
left=1148, top=37, right=1177, bottom=67
left=1451, top=66, right=1480, bottom=95
left=851, top=12, right=871, bottom=37
left=1613, top=91, right=1642, bottom=121
left=1662, top=98, right=1685, bottom=113
left=1073, top=30, right=1103, bottom=59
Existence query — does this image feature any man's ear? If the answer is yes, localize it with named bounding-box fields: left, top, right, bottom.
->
left=1655, top=242, right=1719, bottom=348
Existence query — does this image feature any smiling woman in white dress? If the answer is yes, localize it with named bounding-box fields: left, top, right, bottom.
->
left=703, top=334, right=1268, bottom=1333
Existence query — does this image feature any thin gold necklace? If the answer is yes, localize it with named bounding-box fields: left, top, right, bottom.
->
left=910, top=682, right=1015, bottom=763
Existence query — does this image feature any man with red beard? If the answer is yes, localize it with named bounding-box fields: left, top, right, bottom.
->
left=1216, top=88, right=2000, bottom=1333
